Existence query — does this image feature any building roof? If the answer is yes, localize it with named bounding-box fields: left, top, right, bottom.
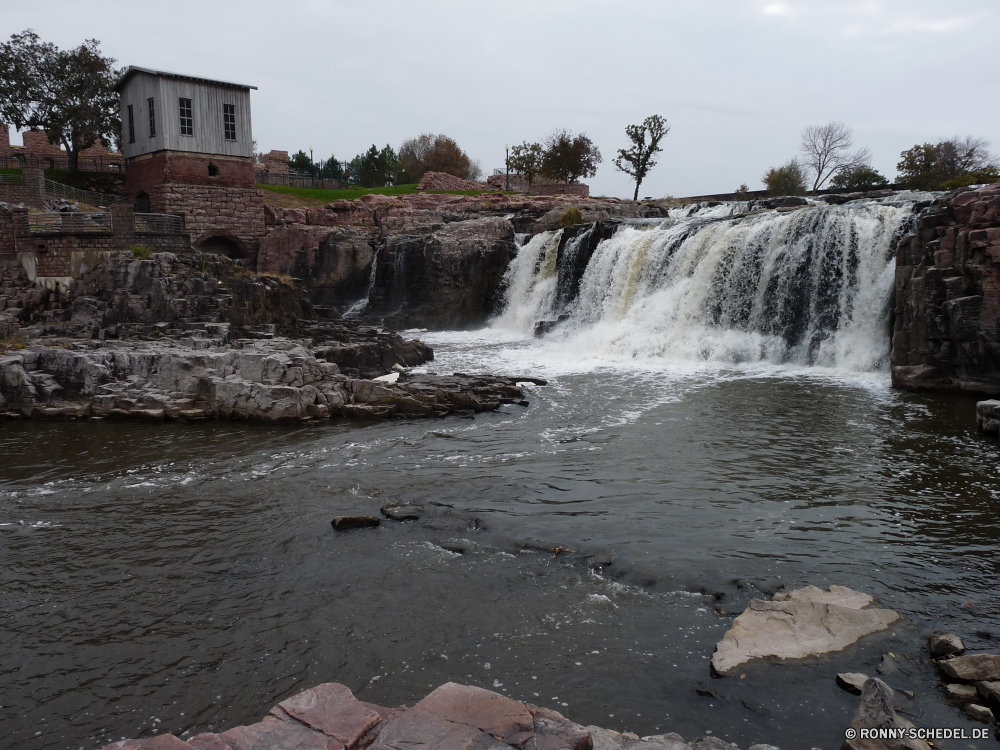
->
left=115, top=66, right=257, bottom=92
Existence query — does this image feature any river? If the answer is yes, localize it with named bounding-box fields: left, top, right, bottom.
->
left=2, top=198, right=997, bottom=749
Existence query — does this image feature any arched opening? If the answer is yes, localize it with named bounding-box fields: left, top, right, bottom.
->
left=208, top=163, right=219, bottom=177
left=198, top=235, right=244, bottom=258
left=135, top=192, right=150, bottom=212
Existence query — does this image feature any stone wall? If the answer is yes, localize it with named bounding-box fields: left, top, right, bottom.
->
left=486, top=173, right=590, bottom=197
left=892, top=183, right=1000, bottom=394
left=0, top=123, right=123, bottom=170
left=0, top=209, right=16, bottom=258
left=0, top=166, right=45, bottom=208
left=145, top=183, right=266, bottom=262
left=416, top=171, right=490, bottom=191
left=126, top=151, right=256, bottom=192
left=261, top=150, right=289, bottom=175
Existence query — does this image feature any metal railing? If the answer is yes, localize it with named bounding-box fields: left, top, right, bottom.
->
left=255, top=170, right=343, bottom=190
left=44, top=178, right=125, bottom=207
left=134, top=213, right=184, bottom=234
left=28, top=212, right=113, bottom=234
left=0, top=173, right=23, bottom=184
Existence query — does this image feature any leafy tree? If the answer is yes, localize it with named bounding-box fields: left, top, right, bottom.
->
left=613, top=115, right=669, bottom=201
left=541, top=129, right=602, bottom=184
left=288, top=150, right=316, bottom=175
left=733, top=183, right=750, bottom=200
left=0, top=30, right=121, bottom=172
left=397, top=133, right=475, bottom=183
left=799, top=122, right=871, bottom=192
left=830, top=165, right=890, bottom=191
left=508, top=141, right=543, bottom=188
left=896, top=137, right=999, bottom=190
left=353, top=144, right=398, bottom=188
left=762, top=159, right=807, bottom=196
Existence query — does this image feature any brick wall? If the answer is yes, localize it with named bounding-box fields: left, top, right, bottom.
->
left=0, top=181, right=44, bottom=207
left=126, top=152, right=256, bottom=193
left=0, top=125, right=124, bottom=170
left=145, top=183, right=266, bottom=263
left=0, top=209, right=17, bottom=257
left=262, top=150, right=289, bottom=175
left=486, top=173, right=590, bottom=197
left=417, top=172, right=491, bottom=192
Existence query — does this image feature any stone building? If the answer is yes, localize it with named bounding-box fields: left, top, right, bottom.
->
left=115, top=66, right=266, bottom=261
left=0, top=123, right=123, bottom=171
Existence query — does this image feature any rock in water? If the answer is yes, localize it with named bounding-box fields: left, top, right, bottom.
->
left=710, top=585, right=900, bottom=674
left=928, top=631, right=965, bottom=657
left=965, top=703, right=996, bottom=724
left=938, top=654, right=1000, bottom=681
left=945, top=683, right=979, bottom=704
left=381, top=504, right=422, bottom=521
left=332, top=516, right=380, bottom=531
left=844, top=678, right=930, bottom=750
left=837, top=673, right=871, bottom=695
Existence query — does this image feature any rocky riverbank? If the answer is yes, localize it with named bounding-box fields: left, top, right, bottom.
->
left=0, top=251, right=541, bottom=423
left=98, top=680, right=781, bottom=750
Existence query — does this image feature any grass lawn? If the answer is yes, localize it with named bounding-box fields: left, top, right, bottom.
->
left=256, top=182, right=502, bottom=207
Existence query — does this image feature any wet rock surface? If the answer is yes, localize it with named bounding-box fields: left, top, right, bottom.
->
left=710, top=586, right=900, bottom=674
left=97, top=682, right=781, bottom=750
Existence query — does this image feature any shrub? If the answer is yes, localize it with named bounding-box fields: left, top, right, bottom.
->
left=830, top=165, right=889, bottom=192
left=559, top=206, right=584, bottom=227
left=733, top=183, right=750, bottom=200
left=129, top=243, right=152, bottom=259
left=762, top=160, right=807, bottom=196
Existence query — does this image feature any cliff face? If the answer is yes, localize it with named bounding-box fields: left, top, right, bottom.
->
left=892, top=183, right=1000, bottom=394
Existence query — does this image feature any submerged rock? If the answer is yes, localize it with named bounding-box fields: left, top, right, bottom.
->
left=332, top=516, right=380, bottom=531
left=711, top=586, right=900, bottom=674
left=381, top=504, right=422, bottom=521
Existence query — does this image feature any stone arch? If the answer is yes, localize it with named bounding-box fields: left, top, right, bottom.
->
left=197, top=234, right=245, bottom=258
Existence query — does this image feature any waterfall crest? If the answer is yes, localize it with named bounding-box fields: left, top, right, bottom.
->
left=493, top=199, right=919, bottom=372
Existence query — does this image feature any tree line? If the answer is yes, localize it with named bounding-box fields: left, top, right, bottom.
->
left=755, top=122, right=999, bottom=198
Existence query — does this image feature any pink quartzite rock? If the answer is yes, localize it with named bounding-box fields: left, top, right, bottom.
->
left=939, top=654, right=1000, bottom=682
left=105, top=737, right=199, bottom=750
left=187, top=734, right=232, bottom=750
left=369, top=707, right=510, bottom=750
left=415, top=683, right=534, bottom=743
left=270, top=683, right=380, bottom=747
left=217, top=718, right=341, bottom=750
left=528, top=706, right=593, bottom=750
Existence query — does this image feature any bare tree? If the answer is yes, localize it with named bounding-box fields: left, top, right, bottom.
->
left=613, top=114, right=669, bottom=201
left=799, top=122, right=871, bottom=192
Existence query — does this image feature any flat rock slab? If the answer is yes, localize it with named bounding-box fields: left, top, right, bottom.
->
left=107, top=737, right=200, bottom=750
left=528, top=705, right=592, bottom=750
left=369, top=707, right=510, bottom=750
left=711, top=585, right=900, bottom=673
left=270, top=682, right=380, bottom=746
left=415, top=683, right=534, bottom=743
left=939, top=654, right=1000, bottom=681
left=836, top=673, right=870, bottom=695
left=587, top=727, right=691, bottom=750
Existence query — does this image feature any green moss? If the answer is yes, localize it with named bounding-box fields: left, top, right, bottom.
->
left=129, top=243, right=153, bottom=259
left=559, top=206, right=584, bottom=227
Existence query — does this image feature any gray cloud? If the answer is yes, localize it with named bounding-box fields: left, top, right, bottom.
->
left=3, top=0, right=997, bottom=198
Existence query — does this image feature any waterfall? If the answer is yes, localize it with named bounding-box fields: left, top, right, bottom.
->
left=493, top=198, right=921, bottom=372
left=342, top=243, right=382, bottom=318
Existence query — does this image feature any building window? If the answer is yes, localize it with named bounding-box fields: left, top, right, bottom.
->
left=148, top=97, right=156, bottom=137
left=208, top=163, right=219, bottom=177
left=127, top=104, right=135, bottom=143
left=223, top=104, right=236, bottom=141
left=179, top=97, right=193, bottom=136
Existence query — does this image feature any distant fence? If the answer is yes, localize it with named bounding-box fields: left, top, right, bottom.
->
left=256, top=171, right=342, bottom=190
left=28, top=212, right=113, bottom=234
left=134, top=213, right=185, bottom=234
left=0, top=153, right=124, bottom=173
left=44, top=178, right=126, bottom=207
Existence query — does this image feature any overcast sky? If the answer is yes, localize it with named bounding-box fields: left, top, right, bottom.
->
left=3, top=0, right=998, bottom=199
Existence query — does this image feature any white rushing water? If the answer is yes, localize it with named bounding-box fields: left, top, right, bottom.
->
left=491, top=199, right=920, bottom=373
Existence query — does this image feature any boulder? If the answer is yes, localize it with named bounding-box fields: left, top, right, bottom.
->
left=711, top=586, right=900, bottom=673
left=381, top=504, right=422, bottom=521
left=368, top=707, right=510, bottom=750
left=965, top=703, right=995, bottom=724
left=938, top=654, right=1000, bottom=681
left=843, top=678, right=930, bottom=750
left=216, top=718, right=340, bottom=750
left=945, top=683, right=979, bottom=704
left=415, top=683, right=534, bottom=744
left=528, top=705, right=592, bottom=750
left=269, top=682, right=380, bottom=746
